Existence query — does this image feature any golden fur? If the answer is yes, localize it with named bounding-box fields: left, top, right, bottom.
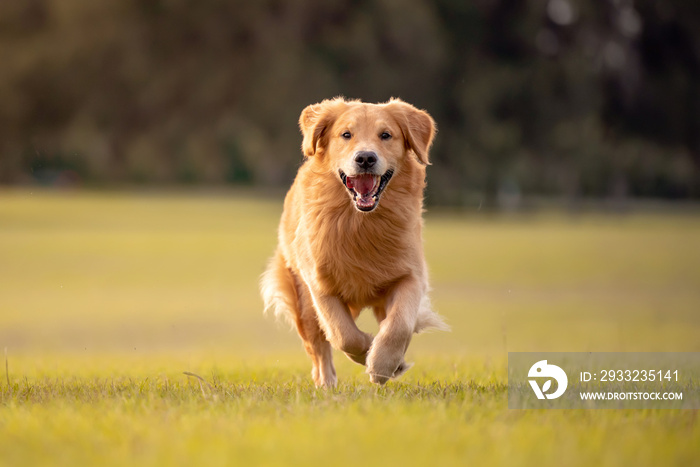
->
left=260, top=97, right=448, bottom=387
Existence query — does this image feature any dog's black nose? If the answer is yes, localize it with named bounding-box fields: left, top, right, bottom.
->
left=354, top=151, right=377, bottom=170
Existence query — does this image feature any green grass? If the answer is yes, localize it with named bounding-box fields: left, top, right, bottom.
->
left=1, top=189, right=699, bottom=466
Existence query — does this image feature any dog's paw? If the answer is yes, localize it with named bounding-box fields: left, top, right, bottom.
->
left=314, top=371, right=338, bottom=388
left=392, top=361, right=414, bottom=379
left=368, top=372, right=390, bottom=385
left=366, top=360, right=412, bottom=385
left=344, top=350, right=368, bottom=366
left=339, top=331, right=373, bottom=366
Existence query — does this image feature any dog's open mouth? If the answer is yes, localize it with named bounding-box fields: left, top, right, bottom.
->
left=339, top=169, right=394, bottom=212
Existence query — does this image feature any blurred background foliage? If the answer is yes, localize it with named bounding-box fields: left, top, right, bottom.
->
left=0, top=0, right=698, bottom=206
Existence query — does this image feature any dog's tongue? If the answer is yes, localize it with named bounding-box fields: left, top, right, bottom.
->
left=346, top=174, right=376, bottom=196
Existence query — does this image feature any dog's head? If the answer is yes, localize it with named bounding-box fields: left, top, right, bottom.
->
left=299, top=97, right=436, bottom=212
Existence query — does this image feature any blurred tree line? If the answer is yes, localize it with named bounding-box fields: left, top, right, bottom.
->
left=0, top=0, right=698, bottom=205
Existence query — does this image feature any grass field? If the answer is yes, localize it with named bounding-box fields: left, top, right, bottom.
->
left=1, top=189, right=699, bottom=466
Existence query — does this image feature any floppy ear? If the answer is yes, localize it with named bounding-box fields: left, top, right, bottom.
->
left=299, top=97, right=349, bottom=157
left=387, top=99, right=436, bottom=165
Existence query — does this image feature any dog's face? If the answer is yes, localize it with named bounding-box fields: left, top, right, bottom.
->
left=299, top=98, right=436, bottom=212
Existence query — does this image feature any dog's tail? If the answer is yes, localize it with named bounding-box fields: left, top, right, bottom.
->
left=260, top=250, right=298, bottom=328
left=414, top=295, right=450, bottom=333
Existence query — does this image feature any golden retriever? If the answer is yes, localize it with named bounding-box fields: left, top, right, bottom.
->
left=260, top=97, right=448, bottom=387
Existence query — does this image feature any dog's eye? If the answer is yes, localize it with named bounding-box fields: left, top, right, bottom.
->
left=341, top=132, right=352, bottom=139
left=380, top=132, right=392, bottom=140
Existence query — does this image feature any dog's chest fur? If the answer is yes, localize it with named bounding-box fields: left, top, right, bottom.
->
left=307, top=203, right=420, bottom=305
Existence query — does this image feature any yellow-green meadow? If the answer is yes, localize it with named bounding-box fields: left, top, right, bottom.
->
left=1, top=190, right=698, bottom=466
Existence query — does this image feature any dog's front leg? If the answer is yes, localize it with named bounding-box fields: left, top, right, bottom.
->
left=310, top=293, right=373, bottom=366
left=366, top=276, right=421, bottom=384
